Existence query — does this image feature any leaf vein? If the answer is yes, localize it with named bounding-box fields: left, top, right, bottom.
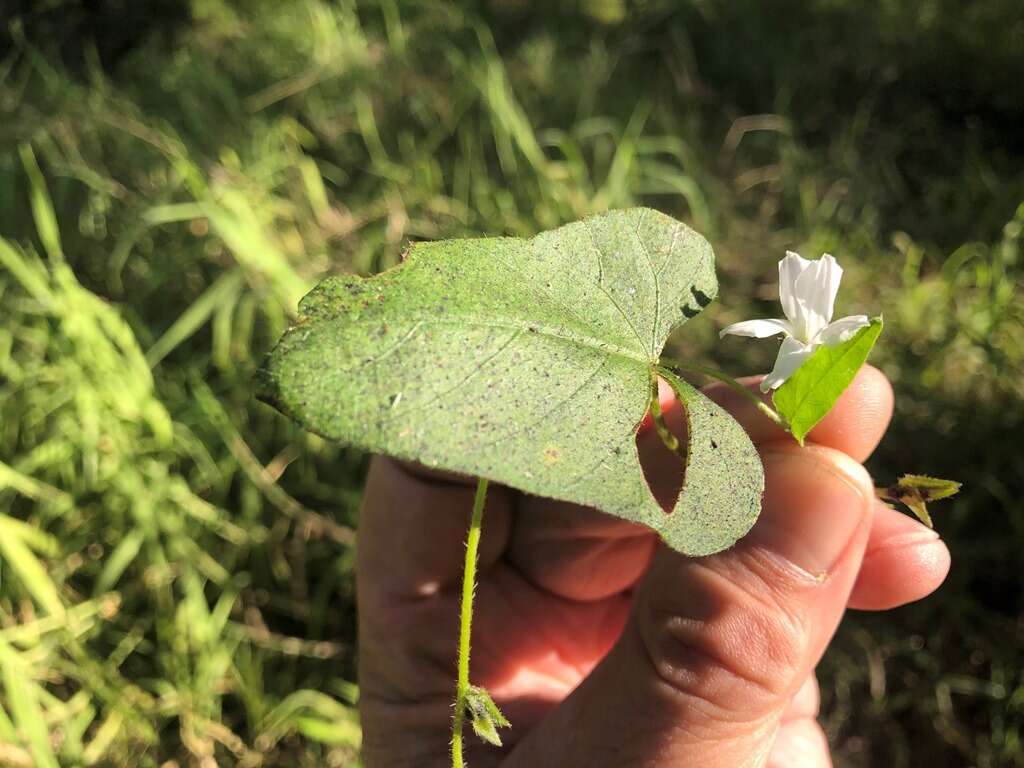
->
left=584, top=220, right=651, bottom=357
left=302, top=316, right=646, bottom=363
left=634, top=208, right=660, bottom=357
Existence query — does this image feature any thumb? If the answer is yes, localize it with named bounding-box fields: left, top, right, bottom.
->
left=505, top=444, right=874, bottom=767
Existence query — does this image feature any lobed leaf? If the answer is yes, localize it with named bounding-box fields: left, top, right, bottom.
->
left=773, top=318, right=884, bottom=444
left=257, top=208, right=763, bottom=555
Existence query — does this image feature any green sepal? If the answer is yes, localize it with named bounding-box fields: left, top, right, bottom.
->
left=465, top=685, right=510, bottom=747
left=877, top=474, right=962, bottom=528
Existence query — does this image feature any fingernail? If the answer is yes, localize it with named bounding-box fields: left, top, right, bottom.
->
left=747, top=447, right=872, bottom=576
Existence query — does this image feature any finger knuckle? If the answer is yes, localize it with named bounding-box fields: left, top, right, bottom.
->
left=641, top=560, right=809, bottom=724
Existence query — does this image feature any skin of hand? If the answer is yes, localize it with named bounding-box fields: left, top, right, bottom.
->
left=356, top=366, right=951, bottom=767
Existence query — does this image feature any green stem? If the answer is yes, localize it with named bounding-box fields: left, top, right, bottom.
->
left=452, top=477, right=489, bottom=768
left=657, top=357, right=789, bottom=432
left=648, top=374, right=684, bottom=457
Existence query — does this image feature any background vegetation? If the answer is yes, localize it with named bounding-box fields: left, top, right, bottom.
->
left=0, top=1, right=1021, bottom=766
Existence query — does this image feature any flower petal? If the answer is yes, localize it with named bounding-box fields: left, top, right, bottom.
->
left=815, top=314, right=870, bottom=346
left=760, top=336, right=814, bottom=392
left=778, top=251, right=812, bottom=326
left=794, top=254, right=843, bottom=339
left=719, top=318, right=793, bottom=339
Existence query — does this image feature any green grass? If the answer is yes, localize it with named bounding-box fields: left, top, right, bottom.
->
left=0, top=1, right=1021, bottom=765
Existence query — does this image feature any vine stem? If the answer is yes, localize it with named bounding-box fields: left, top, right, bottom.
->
left=656, top=357, right=789, bottom=432
left=451, top=476, right=489, bottom=768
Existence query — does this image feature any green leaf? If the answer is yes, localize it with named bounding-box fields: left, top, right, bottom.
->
left=773, top=318, right=884, bottom=445
left=877, top=474, right=962, bottom=528
left=258, top=208, right=764, bottom=555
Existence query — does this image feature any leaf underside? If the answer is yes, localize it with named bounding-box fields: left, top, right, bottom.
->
left=257, top=208, right=764, bottom=555
left=773, top=318, right=884, bottom=444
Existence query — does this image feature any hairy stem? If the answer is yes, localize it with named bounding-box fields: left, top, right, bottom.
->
left=657, top=358, right=789, bottom=431
left=452, top=477, right=489, bottom=768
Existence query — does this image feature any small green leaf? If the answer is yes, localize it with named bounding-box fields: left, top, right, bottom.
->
left=465, top=685, right=510, bottom=747
left=773, top=318, right=884, bottom=444
left=877, top=474, right=962, bottom=528
left=258, top=208, right=764, bottom=555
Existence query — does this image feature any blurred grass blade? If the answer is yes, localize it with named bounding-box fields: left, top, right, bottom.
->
left=18, top=144, right=63, bottom=264
left=0, top=238, right=52, bottom=301
left=81, top=710, right=122, bottom=766
left=92, top=530, right=145, bottom=596
left=202, top=192, right=310, bottom=311
left=0, top=515, right=59, bottom=558
left=599, top=100, right=649, bottom=208
left=141, top=202, right=207, bottom=226
left=146, top=269, right=245, bottom=367
left=0, top=516, right=64, bottom=617
left=295, top=715, right=361, bottom=747
left=0, top=701, right=17, bottom=740
left=257, top=689, right=359, bottom=750
left=0, top=638, right=60, bottom=768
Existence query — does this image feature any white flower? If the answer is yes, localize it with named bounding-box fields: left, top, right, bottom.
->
left=720, top=251, right=869, bottom=393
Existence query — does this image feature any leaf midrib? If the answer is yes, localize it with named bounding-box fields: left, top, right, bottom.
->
left=298, top=314, right=654, bottom=365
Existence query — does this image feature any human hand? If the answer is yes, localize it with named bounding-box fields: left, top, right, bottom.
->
left=356, top=366, right=950, bottom=767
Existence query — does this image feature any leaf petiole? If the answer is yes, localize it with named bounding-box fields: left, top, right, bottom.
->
left=656, top=358, right=789, bottom=432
